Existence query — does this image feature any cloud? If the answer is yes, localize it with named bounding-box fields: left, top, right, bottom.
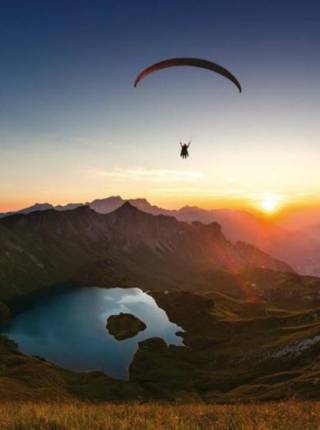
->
left=89, top=167, right=204, bottom=183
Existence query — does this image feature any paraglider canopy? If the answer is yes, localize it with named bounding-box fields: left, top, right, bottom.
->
left=134, top=57, right=242, bottom=92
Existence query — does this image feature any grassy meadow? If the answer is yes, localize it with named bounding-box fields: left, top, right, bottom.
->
left=0, top=401, right=320, bottom=430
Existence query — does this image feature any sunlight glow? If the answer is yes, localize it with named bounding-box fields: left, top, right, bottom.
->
left=259, top=193, right=281, bottom=214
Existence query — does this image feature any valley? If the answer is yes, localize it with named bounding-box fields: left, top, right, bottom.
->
left=1, top=203, right=320, bottom=402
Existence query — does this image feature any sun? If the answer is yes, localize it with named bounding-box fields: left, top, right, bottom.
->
left=259, top=193, right=280, bottom=214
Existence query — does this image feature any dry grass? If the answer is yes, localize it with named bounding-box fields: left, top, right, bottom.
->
left=0, top=401, right=319, bottom=430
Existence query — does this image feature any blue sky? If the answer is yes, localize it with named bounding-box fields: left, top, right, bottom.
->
left=1, top=0, right=320, bottom=211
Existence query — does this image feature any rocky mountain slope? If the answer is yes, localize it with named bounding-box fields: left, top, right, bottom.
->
left=0, top=202, right=291, bottom=305
left=2, top=196, right=318, bottom=275
left=88, top=197, right=320, bottom=276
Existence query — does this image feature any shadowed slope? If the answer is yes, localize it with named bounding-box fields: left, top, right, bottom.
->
left=0, top=202, right=292, bottom=302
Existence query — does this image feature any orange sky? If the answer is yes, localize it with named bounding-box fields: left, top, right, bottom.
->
left=2, top=191, right=320, bottom=218
left=1, top=1, right=320, bottom=221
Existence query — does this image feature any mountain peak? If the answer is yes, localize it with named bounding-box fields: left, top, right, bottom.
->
left=114, top=201, right=140, bottom=214
left=18, top=203, right=54, bottom=214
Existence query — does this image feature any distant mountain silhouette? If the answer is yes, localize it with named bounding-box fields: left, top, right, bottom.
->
left=1, top=195, right=319, bottom=275
left=86, top=198, right=320, bottom=276
left=303, top=224, right=320, bottom=242
left=0, top=203, right=54, bottom=218
left=0, top=202, right=84, bottom=218
left=89, top=196, right=169, bottom=216
left=0, top=202, right=292, bottom=302
left=277, top=207, right=320, bottom=230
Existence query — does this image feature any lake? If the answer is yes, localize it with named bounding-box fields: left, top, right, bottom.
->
left=0, top=287, right=184, bottom=379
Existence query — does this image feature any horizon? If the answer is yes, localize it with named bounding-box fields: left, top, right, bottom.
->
left=2, top=193, right=320, bottom=225
left=1, top=1, right=320, bottom=216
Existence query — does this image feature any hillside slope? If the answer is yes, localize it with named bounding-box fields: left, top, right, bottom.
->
left=0, top=202, right=291, bottom=303
left=2, top=195, right=319, bottom=275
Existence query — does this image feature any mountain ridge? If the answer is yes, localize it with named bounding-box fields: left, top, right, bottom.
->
left=1, top=195, right=319, bottom=275
left=0, top=202, right=292, bottom=304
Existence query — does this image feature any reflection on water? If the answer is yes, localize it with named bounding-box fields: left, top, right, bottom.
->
left=0, top=287, right=183, bottom=379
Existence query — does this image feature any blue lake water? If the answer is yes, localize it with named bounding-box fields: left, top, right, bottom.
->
left=0, top=287, right=183, bottom=379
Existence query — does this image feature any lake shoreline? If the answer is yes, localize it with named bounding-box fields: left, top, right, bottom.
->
left=0, top=286, right=184, bottom=380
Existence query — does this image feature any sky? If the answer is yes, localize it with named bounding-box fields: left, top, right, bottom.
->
left=0, top=0, right=320, bottom=213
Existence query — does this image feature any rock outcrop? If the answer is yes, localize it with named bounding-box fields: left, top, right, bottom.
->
left=106, top=313, right=146, bottom=340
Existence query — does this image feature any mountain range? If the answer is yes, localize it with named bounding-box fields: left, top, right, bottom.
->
left=1, top=195, right=319, bottom=276
left=2, top=201, right=320, bottom=402
left=0, top=202, right=291, bottom=306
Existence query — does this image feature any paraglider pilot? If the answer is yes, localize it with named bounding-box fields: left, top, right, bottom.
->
left=180, top=141, right=191, bottom=159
